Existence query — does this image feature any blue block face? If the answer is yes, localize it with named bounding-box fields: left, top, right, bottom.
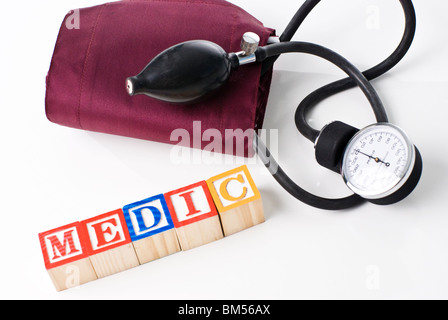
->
left=122, top=194, right=175, bottom=242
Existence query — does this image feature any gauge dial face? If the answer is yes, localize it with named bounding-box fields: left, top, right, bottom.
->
left=341, top=123, right=415, bottom=199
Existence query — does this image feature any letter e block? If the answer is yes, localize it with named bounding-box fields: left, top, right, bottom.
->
left=39, top=222, right=97, bottom=291
left=81, top=209, right=140, bottom=278
left=123, top=194, right=181, bottom=264
left=206, top=165, right=264, bottom=236
left=164, top=181, right=224, bottom=250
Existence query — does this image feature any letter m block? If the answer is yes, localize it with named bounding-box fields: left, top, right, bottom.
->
left=38, top=222, right=97, bottom=291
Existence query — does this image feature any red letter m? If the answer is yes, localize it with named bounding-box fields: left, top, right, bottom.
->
left=47, top=230, right=80, bottom=260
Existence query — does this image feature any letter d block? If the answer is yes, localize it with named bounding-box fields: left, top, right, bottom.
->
left=164, top=181, right=224, bottom=251
left=206, top=165, right=264, bottom=236
left=123, top=194, right=181, bottom=264
left=81, top=209, right=140, bottom=278
left=39, top=222, right=97, bottom=291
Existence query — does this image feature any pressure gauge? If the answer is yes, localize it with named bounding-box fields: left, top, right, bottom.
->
left=315, top=121, right=422, bottom=206
left=341, top=123, right=422, bottom=205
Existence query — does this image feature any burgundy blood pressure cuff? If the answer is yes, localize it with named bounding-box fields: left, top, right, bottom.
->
left=45, top=0, right=275, bottom=157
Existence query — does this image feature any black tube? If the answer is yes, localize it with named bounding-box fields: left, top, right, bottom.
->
left=254, top=0, right=416, bottom=210
left=257, top=41, right=388, bottom=125
left=253, top=133, right=364, bottom=210
left=255, top=41, right=385, bottom=210
left=261, top=0, right=321, bottom=75
left=294, top=0, right=416, bottom=141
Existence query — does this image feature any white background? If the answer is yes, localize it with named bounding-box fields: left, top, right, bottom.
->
left=1, top=0, right=447, bottom=299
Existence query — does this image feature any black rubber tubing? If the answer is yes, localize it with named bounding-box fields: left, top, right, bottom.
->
left=261, top=0, right=321, bottom=75
left=256, top=41, right=385, bottom=210
left=255, top=0, right=416, bottom=210
left=264, top=0, right=416, bottom=141
left=253, top=133, right=365, bottom=210
left=294, top=0, right=416, bottom=142
left=257, top=42, right=388, bottom=124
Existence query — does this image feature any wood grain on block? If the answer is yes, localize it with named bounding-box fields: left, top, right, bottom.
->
left=122, top=194, right=180, bottom=264
left=38, top=222, right=97, bottom=291
left=164, top=181, right=224, bottom=250
left=218, top=198, right=264, bottom=236
left=206, top=165, right=265, bottom=236
left=81, top=209, right=139, bottom=278
left=132, top=229, right=180, bottom=264
left=175, top=215, right=223, bottom=251
left=46, top=258, right=97, bottom=292
left=88, top=243, right=140, bottom=278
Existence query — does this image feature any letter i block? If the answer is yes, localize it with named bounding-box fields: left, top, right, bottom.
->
left=39, top=222, right=97, bottom=291
left=206, top=165, right=265, bottom=236
left=80, top=209, right=140, bottom=278
left=123, top=194, right=181, bottom=264
left=164, top=181, right=224, bottom=251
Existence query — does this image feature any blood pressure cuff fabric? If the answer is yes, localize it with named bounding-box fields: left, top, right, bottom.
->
left=45, top=0, right=275, bottom=157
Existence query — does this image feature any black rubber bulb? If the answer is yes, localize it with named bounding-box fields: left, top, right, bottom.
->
left=126, top=40, right=236, bottom=104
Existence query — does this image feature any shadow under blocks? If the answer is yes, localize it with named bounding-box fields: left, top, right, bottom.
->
left=38, top=165, right=265, bottom=291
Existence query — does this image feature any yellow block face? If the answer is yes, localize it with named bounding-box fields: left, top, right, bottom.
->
left=207, top=165, right=264, bottom=236
left=206, top=165, right=261, bottom=213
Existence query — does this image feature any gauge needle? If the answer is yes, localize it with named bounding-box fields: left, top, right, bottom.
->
left=355, top=149, right=390, bottom=167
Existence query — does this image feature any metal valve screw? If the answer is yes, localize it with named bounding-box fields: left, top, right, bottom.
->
left=240, top=32, right=260, bottom=56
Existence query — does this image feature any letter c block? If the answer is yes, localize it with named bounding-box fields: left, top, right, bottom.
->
left=206, top=165, right=265, bottom=236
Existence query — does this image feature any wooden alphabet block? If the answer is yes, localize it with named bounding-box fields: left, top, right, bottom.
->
left=39, top=165, right=266, bottom=291
left=164, top=181, right=224, bottom=251
left=81, top=209, right=140, bottom=278
left=39, top=222, right=97, bottom=291
left=206, top=165, right=264, bottom=236
left=123, top=194, right=180, bottom=264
